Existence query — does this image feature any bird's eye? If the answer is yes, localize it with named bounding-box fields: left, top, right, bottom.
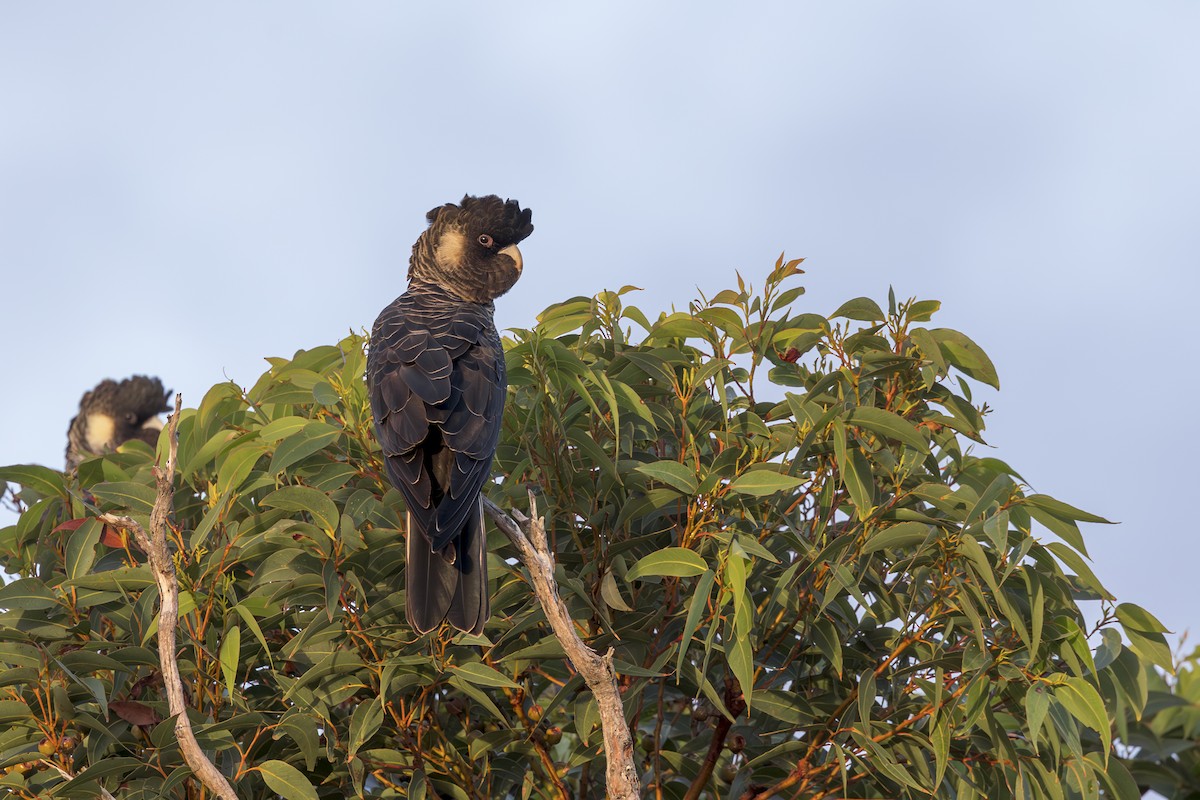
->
left=478, top=233, right=494, bottom=247
left=124, top=412, right=138, bottom=425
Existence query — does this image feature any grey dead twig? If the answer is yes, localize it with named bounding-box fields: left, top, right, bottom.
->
left=483, top=492, right=641, bottom=800
left=99, top=393, right=239, bottom=800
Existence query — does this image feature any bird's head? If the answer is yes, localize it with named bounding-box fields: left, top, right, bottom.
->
left=78, top=376, right=172, bottom=454
left=408, top=194, right=534, bottom=302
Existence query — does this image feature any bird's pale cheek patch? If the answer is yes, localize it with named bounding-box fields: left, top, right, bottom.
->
left=434, top=229, right=466, bottom=270
left=85, top=413, right=117, bottom=451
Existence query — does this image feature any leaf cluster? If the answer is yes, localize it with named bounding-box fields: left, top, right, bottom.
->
left=0, top=257, right=1181, bottom=799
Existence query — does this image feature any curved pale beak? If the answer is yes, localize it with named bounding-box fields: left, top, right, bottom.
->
left=499, top=244, right=523, bottom=274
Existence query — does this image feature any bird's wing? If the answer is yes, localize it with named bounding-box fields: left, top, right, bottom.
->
left=367, top=294, right=506, bottom=553
left=427, top=310, right=506, bottom=551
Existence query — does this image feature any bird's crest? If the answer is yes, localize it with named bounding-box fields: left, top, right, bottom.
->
left=426, top=195, right=534, bottom=247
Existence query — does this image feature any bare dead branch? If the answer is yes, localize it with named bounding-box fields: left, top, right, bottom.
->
left=99, top=394, right=238, bottom=800
left=483, top=493, right=641, bottom=800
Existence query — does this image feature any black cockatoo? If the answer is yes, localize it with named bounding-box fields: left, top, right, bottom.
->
left=366, top=194, right=533, bottom=635
left=65, top=375, right=172, bottom=471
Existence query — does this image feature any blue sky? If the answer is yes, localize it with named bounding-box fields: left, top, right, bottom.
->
left=2, top=4, right=1197, bottom=646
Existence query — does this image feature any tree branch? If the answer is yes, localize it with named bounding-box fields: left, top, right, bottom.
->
left=483, top=493, right=641, bottom=800
left=683, top=678, right=746, bottom=800
left=99, top=394, right=238, bottom=800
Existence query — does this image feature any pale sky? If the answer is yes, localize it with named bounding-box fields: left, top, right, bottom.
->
left=2, top=4, right=1197, bottom=647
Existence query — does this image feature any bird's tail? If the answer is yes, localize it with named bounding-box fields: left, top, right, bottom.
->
left=405, top=499, right=489, bottom=635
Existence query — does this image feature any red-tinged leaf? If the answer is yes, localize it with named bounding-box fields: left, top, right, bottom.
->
left=51, top=518, right=88, bottom=535
left=110, top=700, right=160, bottom=726
left=100, top=524, right=128, bottom=548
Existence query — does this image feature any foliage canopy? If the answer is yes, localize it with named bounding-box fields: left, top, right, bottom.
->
left=0, top=259, right=1192, bottom=799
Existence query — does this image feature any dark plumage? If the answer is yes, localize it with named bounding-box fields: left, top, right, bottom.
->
left=366, top=194, right=533, bottom=634
left=65, top=376, right=172, bottom=471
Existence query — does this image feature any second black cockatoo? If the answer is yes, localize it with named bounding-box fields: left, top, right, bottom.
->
left=65, top=375, right=172, bottom=471
left=366, top=194, right=533, bottom=635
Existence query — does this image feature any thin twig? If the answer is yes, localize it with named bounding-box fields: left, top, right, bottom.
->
left=683, top=678, right=746, bottom=800
left=483, top=493, right=641, bottom=800
left=100, top=394, right=238, bottom=800
left=42, top=761, right=118, bottom=800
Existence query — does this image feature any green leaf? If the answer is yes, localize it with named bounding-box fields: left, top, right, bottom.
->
left=1106, top=647, right=1147, bottom=719
left=907, top=299, right=941, bottom=322
left=216, top=442, right=264, bottom=496
left=258, top=759, right=319, bottom=800
left=0, top=577, right=58, bottom=610
left=1024, top=493, right=1112, bottom=525
left=626, top=547, right=707, bottom=580
left=0, top=698, right=34, bottom=724
left=845, top=406, right=929, bottom=452
left=809, top=619, right=843, bottom=678
left=850, top=732, right=924, bottom=792
left=635, top=460, right=698, bottom=494
left=574, top=694, right=600, bottom=745
left=676, top=569, right=716, bottom=677
left=1046, top=542, right=1112, bottom=600
left=53, top=757, right=143, bottom=793
left=1115, top=602, right=1170, bottom=634
left=66, top=518, right=103, bottom=580
left=261, top=485, right=339, bottom=537
left=728, top=468, right=803, bottom=497
left=726, top=603, right=754, bottom=711
left=312, top=381, right=340, bottom=406
left=1054, top=677, right=1112, bottom=759
left=928, top=327, right=999, bottom=389
left=219, top=626, right=241, bottom=699
left=233, top=604, right=273, bottom=666
left=1116, top=603, right=1174, bottom=672
left=754, top=689, right=808, bottom=725
left=857, top=667, right=877, bottom=730
left=831, top=297, right=885, bottom=322
left=833, top=421, right=874, bottom=520
left=454, top=662, right=520, bottom=690
left=409, top=769, right=428, bottom=800
left=863, top=521, right=932, bottom=553
left=931, top=718, right=950, bottom=787
left=1093, top=752, right=1140, bottom=800
left=257, top=416, right=311, bottom=443
left=0, top=464, right=65, bottom=497
left=599, top=570, right=633, bottom=612
left=1026, top=682, right=1050, bottom=753
left=908, top=327, right=946, bottom=375
left=536, top=297, right=594, bottom=338
left=90, top=481, right=157, bottom=514
left=268, top=422, right=340, bottom=474
left=274, top=712, right=320, bottom=772
left=322, top=559, right=340, bottom=621
left=348, top=699, right=385, bottom=757
left=447, top=676, right=508, bottom=721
